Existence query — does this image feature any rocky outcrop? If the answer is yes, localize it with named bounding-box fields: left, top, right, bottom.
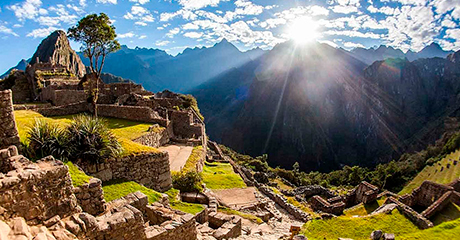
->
left=29, top=30, right=86, bottom=78
left=0, top=90, right=20, bottom=149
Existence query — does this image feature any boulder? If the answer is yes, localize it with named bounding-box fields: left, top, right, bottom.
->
left=370, top=230, right=383, bottom=240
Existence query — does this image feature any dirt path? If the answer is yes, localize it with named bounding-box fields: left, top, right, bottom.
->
left=159, top=144, right=193, bottom=172
left=212, top=187, right=259, bottom=209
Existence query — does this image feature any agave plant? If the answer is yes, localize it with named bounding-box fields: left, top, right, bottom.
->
left=27, top=119, right=70, bottom=160
left=67, top=115, right=122, bottom=165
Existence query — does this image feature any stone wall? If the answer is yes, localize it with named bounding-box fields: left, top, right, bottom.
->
left=134, top=126, right=171, bottom=148
left=0, top=148, right=80, bottom=224
left=0, top=90, right=20, bottom=149
left=421, top=191, right=454, bottom=218
left=309, top=195, right=345, bottom=215
left=74, top=178, right=106, bottom=216
left=38, top=101, right=88, bottom=116
left=401, top=181, right=453, bottom=208
left=345, top=181, right=379, bottom=207
left=385, top=197, right=433, bottom=229
left=170, top=110, right=203, bottom=139
left=76, top=152, right=172, bottom=192
left=97, top=104, right=168, bottom=126
left=256, top=184, right=310, bottom=222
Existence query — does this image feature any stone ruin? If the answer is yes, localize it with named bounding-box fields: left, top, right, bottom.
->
left=308, top=181, right=379, bottom=216
left=0, top=90, right=20, bottom=150
left=378, top=180, right=460, bottom=229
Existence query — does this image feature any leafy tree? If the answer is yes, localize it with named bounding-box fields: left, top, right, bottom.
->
left=68, top=13, right=120, bottom=117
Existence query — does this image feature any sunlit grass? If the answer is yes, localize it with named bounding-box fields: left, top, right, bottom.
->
left=343, top=198, right=387, bottom=217
left=400, top=150, right=460, bottom=195
left=65, top=161, right=92, bottom=187
left=14, top=110, right=158, bottom=155
left=202, top=161, right=246, bottom=189
left=164, top=188, right=205, bottom=214
left=399, top=217, right=460, bottom=240
left=102, top=179, right=161, bottom=203
left=303, top=209, right=419, bottom=240
left=218, top=206, right=263, bottom=224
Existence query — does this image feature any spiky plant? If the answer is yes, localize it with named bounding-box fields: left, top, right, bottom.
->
left=27, top=119, right=70, bottom=160
left=67, top=115, right=122, bottom=165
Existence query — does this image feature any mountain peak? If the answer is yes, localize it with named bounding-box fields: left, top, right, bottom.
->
left=29, top=30, right=86, bottom=78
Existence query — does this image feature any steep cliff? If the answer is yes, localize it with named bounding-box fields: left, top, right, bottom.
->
left=29, top=30, right=86, bottom=78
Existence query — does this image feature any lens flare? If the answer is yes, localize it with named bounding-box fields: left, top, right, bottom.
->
left=287, top=17, right=319, bottom=44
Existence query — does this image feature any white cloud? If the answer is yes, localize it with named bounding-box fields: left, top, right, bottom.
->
left=0, top=25, right=19, bottom=37
left=445, top=29, right=460, bottom=41
left=160, top=9, right=197, bottom=22
left=26, top=26, right=57, bottom=38
left=79, top=0, right=87, bottom=7
left=324, top=30, right=382, bottom=39
left=7, top=0, right=48, bottom=21
left=258, top=5, right=329, bottom=30
left=156, top=40, right=170, bottom=46
left=118, top=32, right=136, bottom=38
left=139, top=35, right=147, bottom=39
left=12, top=24, right=23, bottom=28
left=166, top=27, right=180, bottom=38
left=343, top=41, right=365, bottom=48
left=178, top=0, right=227, bottom=10
left=124, top=5, right=154, bottom=25
left=332, top=5, right=359, bottom=14
left=129, top=0, right=150, bottom=5
left=184, top=31, right=203, bottom=38
left=36, top=5, right=78, bottom=27
left=96, top=0, right=117, bottom=4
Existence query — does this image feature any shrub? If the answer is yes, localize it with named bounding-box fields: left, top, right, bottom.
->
left=172, top=171, right=203, bottom=193
left=27, top=119, right=70, bottom=160
left=67, top=115, right=122, bottom=164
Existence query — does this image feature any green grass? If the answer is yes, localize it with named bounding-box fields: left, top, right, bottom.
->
left=14, top=110, right=158, bottom=156
left=218, top=206, right=263, bottom=224
left=400, top=150, right=460, bottom=195
left=102, top=179, right=162, bottom=203
left=182, top=146, right=204, bottom=173
left=202, top=161, right=246, bottom=190
left=164, top=188, right=205, bottom=214
left=431, top=202, right=460, bottom=225
left=343, top=198, right=387, bottom=217
left=65, top=161, right=92, bottom=187
left=399, top=217, right=460, bottom=240
left=303, top=209, right=419, bottom=240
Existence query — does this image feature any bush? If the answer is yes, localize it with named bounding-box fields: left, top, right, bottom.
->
left=27, top=119, right=70, bottom=160
left=172, top=171, right=203, bottom=193
left=67, top=115, right=122, bottom=164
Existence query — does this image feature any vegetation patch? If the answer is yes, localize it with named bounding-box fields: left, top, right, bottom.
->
left=343, top=198, right=387, bottom=217
left=399, top=150, right=460, bottom=194
left=164, top=188, right=205, bottom=214
left=182, top=146, right=204, bottom=172
left=14, top=110, right=158, bottom=156
left=102, top=179, right=161, bottom=203
left=430, top=202, right=460, bottom=225
left=398, top=217, right=460, bottom=240
left=65, top=161, right=92, bottom=187
left=202, top=161, right=246, bottom=190
left=217, top=206, right=263, bottom=224
left=303, top=209, right=419, bottom=240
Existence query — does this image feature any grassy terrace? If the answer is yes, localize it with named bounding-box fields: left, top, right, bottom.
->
left=202, top=161, right=246, bottom=190
left=14, top=110, right=159, bottom=156
left=303, top=209, right=419, bottom=240
left=400, top=150, right=460, bottom=195
left=165, top=188, right=205, bottom=214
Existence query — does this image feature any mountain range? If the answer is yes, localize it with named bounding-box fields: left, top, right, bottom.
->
left=3, top=39, right=460, bottom=171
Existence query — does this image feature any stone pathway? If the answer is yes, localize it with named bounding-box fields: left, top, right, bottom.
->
left=159, top=144, right=193, bottom=172
left=213, top=187, right=259, bottom=209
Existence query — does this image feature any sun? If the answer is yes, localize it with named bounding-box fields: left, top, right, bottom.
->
left=287, top=17, right=320, bottom=44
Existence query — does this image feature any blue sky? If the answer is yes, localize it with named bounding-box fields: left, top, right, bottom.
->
left=0, top=0, right=459, bottom=73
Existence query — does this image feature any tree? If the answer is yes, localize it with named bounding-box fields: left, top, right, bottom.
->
left=68, top=13, right=120, bottom=117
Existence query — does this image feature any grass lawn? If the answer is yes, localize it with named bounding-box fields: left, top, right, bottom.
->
left=65, top=161, right=92, bottom=187
left=343, top=198, right=387, bottom=217
left=202, top=161, right=246, bottom=190
left=14, top=110, right=158, bottom=156
left=398, top=217, right=460, bottom=240
left=303, top=209, right=419, bottom=240
left=182, top=146, right=204, bottom=173
left=399, top=150, right=460, bottom=195
left=102, top=179, right=162, bottom=203
left=164, top=188, right=205, bottom=214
